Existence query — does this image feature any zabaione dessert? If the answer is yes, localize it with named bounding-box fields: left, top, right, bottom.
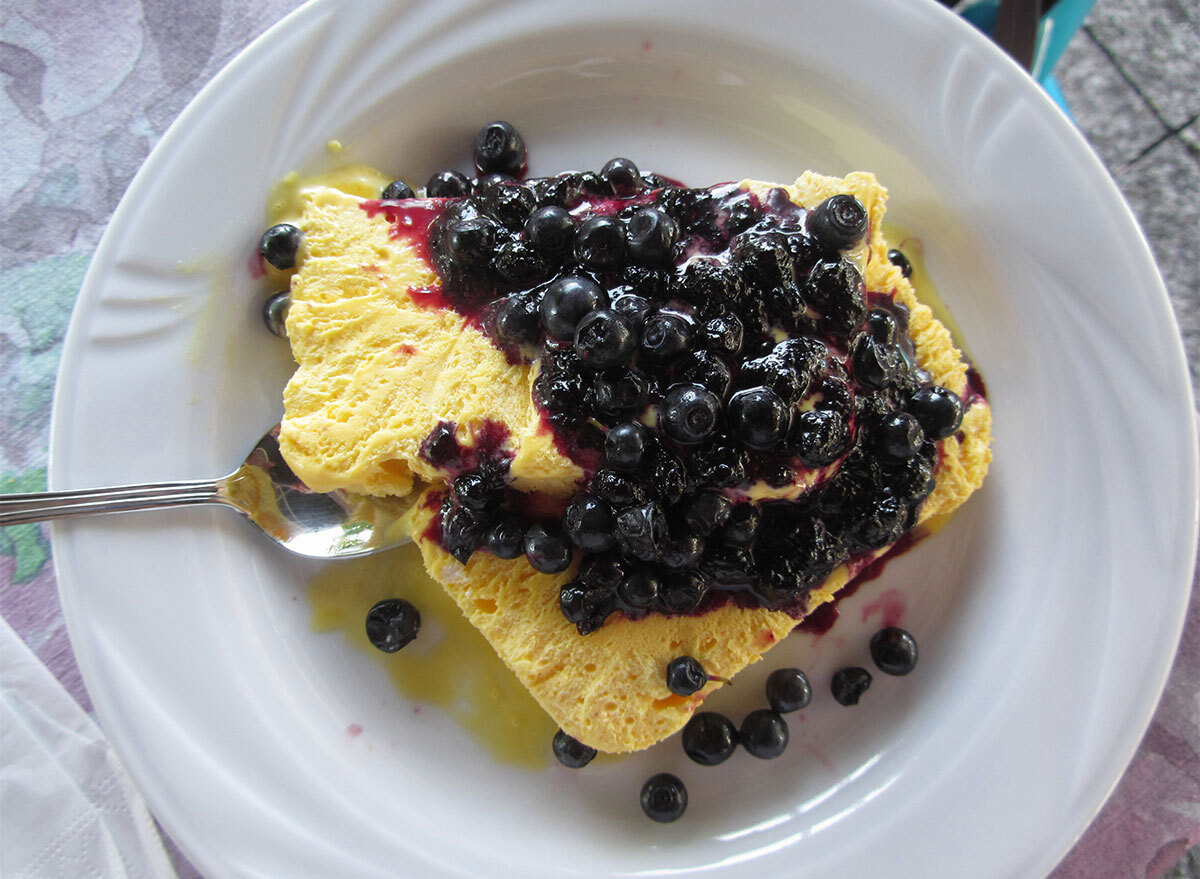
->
left=262, top=122, right=992, bottom=760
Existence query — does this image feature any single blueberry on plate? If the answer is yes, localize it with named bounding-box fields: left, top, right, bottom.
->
left=443, top=216, right=498, bottom=267
left=259, top=223, right=303, bottom=270
left=641, top=773, right=687, bottom=823
left=262, top=291, right=289, bottom=338
left=474, top=120, right=526, bottom=176
left=381, top=179, right=414, bottom=200
left=483, top=514, right=526, bottom=559
left=907, top=386, right=964, bottom=440
left=552, top=729, right=597, bottom=768
left=365, top=598, right=420, bottom=653
left=739, top=709, right=789, bottom=759
left=576, top=215, right=626, bottom=268
left=682, top=712, right=739, bottom=766
left=806, top=194, right=868, bottom=250
left=831, top=667, right=873, bottom=705
left=870, top=627, right=919, bottom=675
left=451, top=472, right=492, bottom=511
left=765, top=667, right=812, bottom=713
left=574, top=309, right=635, bottom=370
left=600, top=157, right=641, bottom=196
left=640, top=311, right=693, bottom=363
left=626, top=207, right=678, bottom=265
left=888, top=248, right=913, bottom=278
left=605, top=422, right=647, bottom=472
left=523, top=522, right=573, bottom=574
left=661, top=383, right=721, bottom=445
left=728, top=387, right=790, bottom=451
left=425, top=169, right=472, bottom=198
left=666, top=655, right=708, bottom=696
left=524, top=205, right=575, bottom=256
left=540, top=275, right=606, bottom=341
left=563, top=494, right=617, bottom=553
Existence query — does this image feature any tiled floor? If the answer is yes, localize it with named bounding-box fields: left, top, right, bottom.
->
left=1056, top=0, right=1200, bottom=403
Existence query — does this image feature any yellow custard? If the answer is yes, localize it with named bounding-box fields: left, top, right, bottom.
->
left=308, top=543, right=557, bottom=768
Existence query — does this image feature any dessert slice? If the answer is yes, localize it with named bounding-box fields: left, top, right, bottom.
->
left=277, top=154, right=991, bottom=754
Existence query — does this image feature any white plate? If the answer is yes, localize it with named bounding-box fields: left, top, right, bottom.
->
left=49, top=0, right=1197, bottom=876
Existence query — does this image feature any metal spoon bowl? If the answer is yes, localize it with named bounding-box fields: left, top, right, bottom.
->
left=0, top=425, right=416, bottom=559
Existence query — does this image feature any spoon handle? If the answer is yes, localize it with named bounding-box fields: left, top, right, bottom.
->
left=0, top=480, right=222, bottom=526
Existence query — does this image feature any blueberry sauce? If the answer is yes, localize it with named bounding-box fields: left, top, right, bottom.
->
left=339, top=123, right=986, bottom=634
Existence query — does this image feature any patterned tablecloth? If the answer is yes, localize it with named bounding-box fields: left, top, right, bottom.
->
left=1, top=2, right=1196, bottom=877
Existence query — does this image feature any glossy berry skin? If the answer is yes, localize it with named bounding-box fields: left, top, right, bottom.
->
left=682, top=712, right=739, bottom=766
left=870, top=627, right=919, bottom=675
left=640, top=312, right=693, bottom=363
left=728, top=387, right=790, bottom=451
left=875, top=412, right=925, bottom=459
left=610, top=293, right=653, bottom=329
left=626, top=207, right=679, bottom=265
left=739, top=709, right=789, bottom=759
left=483, top=515, right=526, bottom=559
left=605, top=422, right=647, bottom=471
left=563, top=494, right=617, bottom=553
left=365, top=598, right=421, bottom=653
left=381, top=179, right=415, bottom=199
left=661, top=535, right=704, bottom=570
left=474, top=120, right=526, bottom=175
left=600, top=157, right=641, bottom=196
left=523, top=523, right=573, bottom=574
left=641, top=773, right=687, bottom=823
left=831, top=667, right=873, bottom=706
left=259, top=223, right=303, bottom=270
left=683, top=490, right=733, bottom=536
left=552, top=729, right=597, bottom=768
left=425, top=169, right=472, bottom=198
left=618, top=567, right=661, bottom=608
left=701, top=314, right=744, bottom=357
left=493, top=294, right=542, bottom=345
left=262, top=291, right=289, bottom=338
left=665, top=655, right=708, bottom=696
left=791, top=408, right=851, bottom=468
left=807, top=194, right=868, bottom=250
left=717, top=504, right=760, bottom=546
left=661, top=384, right=721, bottom=445
left=907, top=386, right=964, bottom=440
left=887, top=248, right=913, bottom=278
left=765, top=668, right=812, bottom=713
left=575, top=215, right=626, bottom=267
left=540, top=276, right=606, bottom=341
left=614, top=502, right=667, bottom=562
left=661, top=570, right=707, bottom=612
left=524, top=205, right=574, bottom=256
left=574, top=309, right=635, bottom=369
left=865, top=308, right=898, bottom=344
left=443, top=216, right=498, bottom=267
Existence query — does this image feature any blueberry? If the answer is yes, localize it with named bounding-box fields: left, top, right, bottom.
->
left=592, top=468, right=650, bottom=507
left=578, top=554, right=627, bottom=590
left=847, top=497, right=909, bottom=550
left=574, top=309, right=635, bottom=370
left=605, top=422, right=647, bottom=471
left=425, top=170, right=472, bottom=198
left=699, top=545, right=755, bottom=589
left=443, top=216, right=498, bottom=267
left=661, top=383, right=721, bottom=445
left=765, top=668, right=812, bottom=713
left=451, top=472, right=493, bottom=510
left=563, top=494, right=617, bottom=552
left=441, top=503, right=487, bottom=563
left=614, top=502, right=667, bottom=561
left=739, top=709, right=789, bottom=759
left=365, top=598, right=421, bottom=653
left=717, top=504, right=760, bottom=546
left=523, top=522, right=573, bottom=574
left=683, top=491, right=732, bottom=536
left=481, top=182, right=536, bottom=229
left=474, top=120, right=526, bottom=176
left=524, top=205, right=574, bottom=256
left=475, top=172, right=517, bottom=190
left=738, top=354, right=806, bottom=405
left=661, top=570, right=708, bottom=611
left=575, top=216, right=626, bottom=268
left=875, top=411, right=924, bottom=459
left=682, top=712, right=739, bottom=766
left=665, top=655, right=708, bottom=696
left=701, top=314, right=744, bottom=357
left=806, top=258, right=867, bottom=340
left=559, top=581, right=588, bottom=624
left=259, top=223, right=303, bottom=270
left=728, top=387, right=790, bottom=451
left=661, top=535, right=705, bottom=570
left=618, top=567, right=661, bottom=608
left=851, top=333, right=900, bottom=390
left=791, top=408, right=851, bottom=468
left=263, top=291, right=289, bottom=337
left=492, top=238, right=546, bottom=283
left=640, top=311, right=693, bottom=363
left=484, top=514, right=526, bottom=559
left=593, top=370, right=649, bottom=416
left=600, top=157, right=641, bottom=196
left=626, top=207, right=679, bottom=265
left=688, top=437, right=748, bottom=489
left=640, top=773, right=687, bottom=823
left=831, top=667, right=873, bottom=705
left=866, top=307, right=898, bottom=344
left=676, top=350, right=732, bottom=397
left=493, top=293, right=542, bottom=345
left=806, top=194, right=868, bottom=250
left=380, top=179, right=415, bottom=200
left=649, top=447, right=688, bottom=507
left=883, top=456, right=936, bottom=504
left=552, top=729, right=597, bottom=768
left=870, top=627, right=919, bottom=675
left=610, top=293, right=653, bottom=329
left=907, top=386, right=964, bottom=440
left=888, top=248, right=913, bottom=278
left=540, top=276, right=606, bottom=341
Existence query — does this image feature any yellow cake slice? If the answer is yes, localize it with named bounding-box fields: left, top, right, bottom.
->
left=278, top=166, right=991, bottom=754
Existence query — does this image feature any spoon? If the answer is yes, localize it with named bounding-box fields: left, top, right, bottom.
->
left=0, top=425, right=415, bottom=559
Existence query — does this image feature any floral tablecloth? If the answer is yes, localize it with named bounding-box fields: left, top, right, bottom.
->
left=1, top=2, right=1196, bottom=877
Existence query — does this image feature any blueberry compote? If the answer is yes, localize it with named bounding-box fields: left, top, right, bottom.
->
left=380, top=123, right=973, bottom=634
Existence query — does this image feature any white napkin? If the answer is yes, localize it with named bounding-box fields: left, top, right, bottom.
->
left=0, top=615, right=177, bottom=879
